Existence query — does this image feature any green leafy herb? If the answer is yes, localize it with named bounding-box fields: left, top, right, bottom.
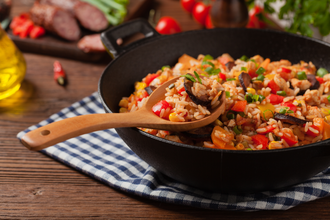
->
left=245, top=93, right=265, bottom=103
left=279, top=108, right=287, bottom=114
left=297, top=71, right=307, bottom=80
left=161, top=65, right=170, bottom=71
left=181, top=74, right=196, bottom=82
left=202, top=61, right=215, bottom=68
left=256, top=67, right=266, bottom=75
left=205, top=67, right=220, bottom=75
left=317, top=68, right=328, bottom=78
left=194, top=71, right=202, bottom=84
left=225, top=91, right=230, bottom=98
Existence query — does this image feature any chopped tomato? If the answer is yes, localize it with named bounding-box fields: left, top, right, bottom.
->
left=279, top=67, right=291, bottom=80
left=152, top=100, right=172, bottom=119
left=177, top=87, right=185, bottom=95
left=281, top=132, right=298, bottom=146
left=267, top=94, right=284, bottom=104
left=251, top=134, right=268, bottom=149
left=257, top=125, right=275, bottom=134
left=29, top=26, right=45, bottom=39
left=248, top=69, right=258, bottom=78
left=268, top=79, right=280, bottom=94
left=281, top=102, right=297, bottom=112
left=316, top=76, right=324, bottom=84
left=306, top=124, right=320, bottom=137
left=219, top=72, right=226, bottom=81
left=231, top=100, right=247, bottom=112
left=144, top=73, right=159, bottom=86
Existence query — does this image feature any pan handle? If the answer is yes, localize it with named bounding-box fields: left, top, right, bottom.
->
left=101, top=18, right=160, bottom=58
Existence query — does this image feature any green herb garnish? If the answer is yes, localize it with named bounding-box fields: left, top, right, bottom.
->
left=194, top=71, right=202, bottom=84
left=241, top=67, right=247, bottom=72
left=161, top=65, right=170, bottom=71
left=181, top=74, right=196, bottom=82
left=277, top=91, right=287, bottom=96
left=255, top=74, right=265, bottom=81
left=240, top=55, right=249, bottom=61
left=203, top=54, right=214, bottom=61
left=226, top=78, right=236, bottom=81
left=233, top=125, right=243, bottom=135
left=202, top=61, right=215, bottom=68
left=297, top=71, right=307, bottom=80
left=256, top=67, right=266, bottom=75
left=225, top=91, right=230, bottom=98
left=317, top=68, right=328, bottom=78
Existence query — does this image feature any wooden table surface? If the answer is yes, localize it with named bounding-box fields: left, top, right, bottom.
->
left=2, top=0, right=330, bottom=219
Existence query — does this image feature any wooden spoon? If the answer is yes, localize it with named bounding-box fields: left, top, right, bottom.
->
left=21, top=77, right=226, bottom=151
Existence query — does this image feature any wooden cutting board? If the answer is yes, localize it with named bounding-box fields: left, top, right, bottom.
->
left=7, top=0, right=153, bottom=62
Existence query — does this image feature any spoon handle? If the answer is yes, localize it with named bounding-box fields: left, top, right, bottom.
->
left=20, top=111, right=147, bottom=151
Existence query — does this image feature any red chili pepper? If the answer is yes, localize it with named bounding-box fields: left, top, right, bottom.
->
left=152, top=100, right=172, bottom=118
left=281, top=102, right=297, bottom=112
left=231, top=100, right=247, bottom=112
left=267, top=94, right=284, bottom=104
left=53, top=61, right=67, bottom=86
left=29, top=26, right=45, bottom=39
left=251, top=134, right=268, bottom=149
left=268, top=79, right=280, bottom=94
left=257, top=125, right=275, bottom=134
left=281, top=133, right=298, bottom=146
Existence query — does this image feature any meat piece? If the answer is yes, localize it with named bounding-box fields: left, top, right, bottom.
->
left=39, top=0, right=108, bottom=32
left=77, top=34, right=105, bottom=53
left=30, top=2, right=81, bottom=41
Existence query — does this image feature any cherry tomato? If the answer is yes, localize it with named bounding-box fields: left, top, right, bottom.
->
left=180, top=0, right=197, bottom=13
left=192, top=2, right=211, bottom=26
left=205, top=14, right=214, bottom=29
left=155, top=16, right=182, bottom=35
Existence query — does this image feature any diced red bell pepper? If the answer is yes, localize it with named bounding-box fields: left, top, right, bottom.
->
left=306, top=124, right=320, bottom=137
left=177, top=87, right=185, bottom=95
left=248, top=69, right=258, bottom=78
left=136, top=90, right=149, bottom=102
left=152, top=100, right=172, bottom=118
left=219, top=72, right=226, bottom=81
left=268, top=79, right=280, bottom=94
left=281, top=132, right=298, bottom=146
left=231, top=100, right=247, bottom=112
left=267, top=94, right=284, bottom=104
left=316, top=76, right=324, bottom=84
left=14, top=20, right=34, bottom=38
left=29, top=26, right=45, bottom=39
left=281, top=102, right=297, bottom=112
left=257, top=125, right=275, bottom=134
left=10, top=16, right=27, bottom=30
left=251, top=134, right=268, bottom=149
left=144, top=73, right=159, bottom=86
left=279, top=67, right=291, bottom=81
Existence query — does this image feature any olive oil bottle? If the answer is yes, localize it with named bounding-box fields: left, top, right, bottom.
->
left=0, top=25, right=26, bottom=100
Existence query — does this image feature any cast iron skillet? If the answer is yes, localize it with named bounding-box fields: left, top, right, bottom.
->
left=99, top=19, right=330, bottom=193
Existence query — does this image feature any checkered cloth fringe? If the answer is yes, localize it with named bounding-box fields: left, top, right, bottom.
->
left=17, top=92, right=330, bottom=211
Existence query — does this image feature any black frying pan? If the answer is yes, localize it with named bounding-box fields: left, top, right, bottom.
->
left=99, top=19, right=330, bottom=193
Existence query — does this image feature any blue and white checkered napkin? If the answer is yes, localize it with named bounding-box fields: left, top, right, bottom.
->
left=17, top=92, right=330, bottom=211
